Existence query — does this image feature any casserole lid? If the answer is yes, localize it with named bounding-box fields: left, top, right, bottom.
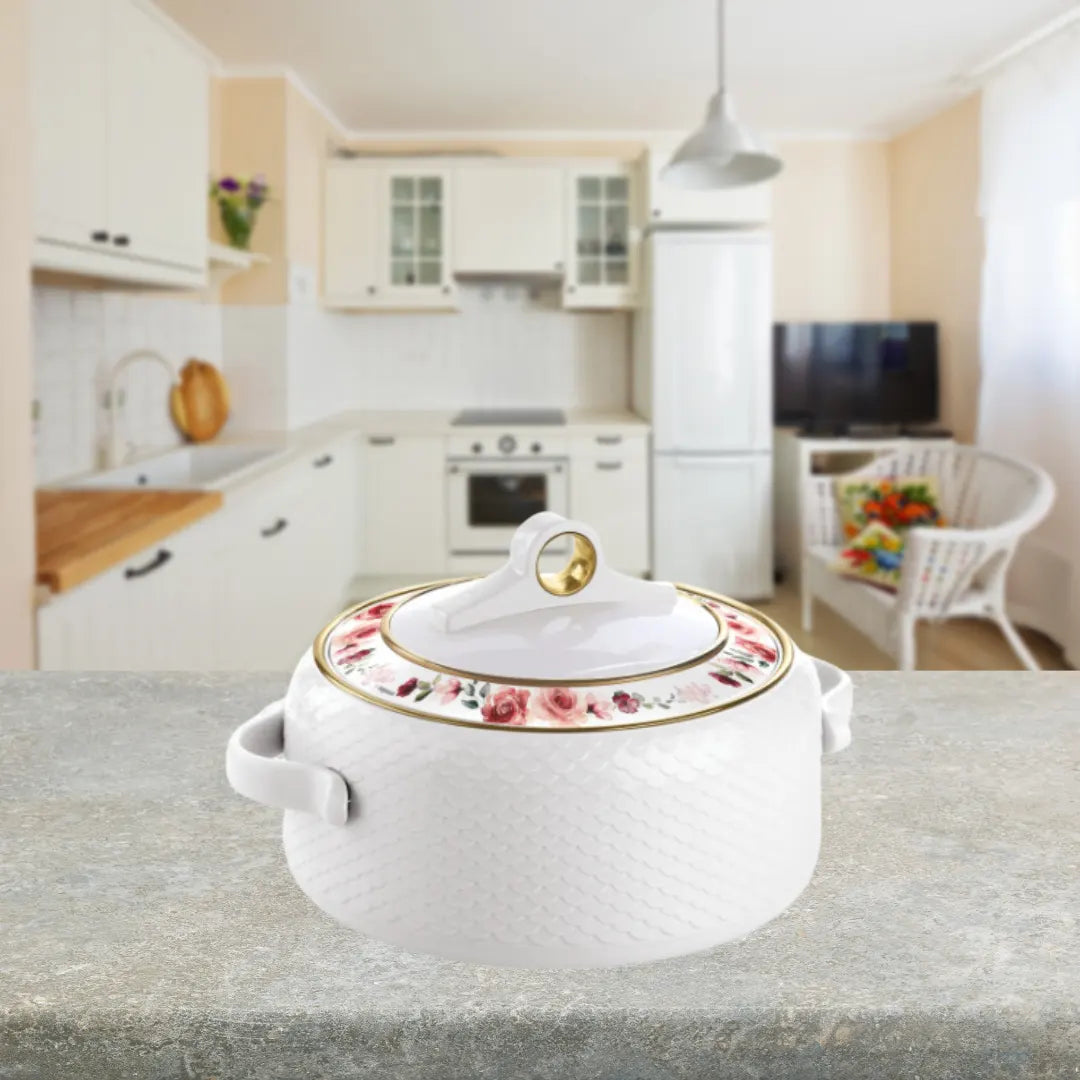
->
left=314, top=513, right=793, bottom=730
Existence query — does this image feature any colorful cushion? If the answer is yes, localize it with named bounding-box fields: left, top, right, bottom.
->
left=832, top=521, right=906, bottom=592
left=836, top=475, right=945, bottom=540
left=831, top=475, right=947, bottom=592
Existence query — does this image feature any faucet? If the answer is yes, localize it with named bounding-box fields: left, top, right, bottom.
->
left=104, top=349, right=178, bottom=468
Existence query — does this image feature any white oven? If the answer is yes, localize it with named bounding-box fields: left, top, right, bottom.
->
left=448, top=455, right=569, bottom=556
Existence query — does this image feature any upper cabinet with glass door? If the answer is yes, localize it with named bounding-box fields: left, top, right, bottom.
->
left=323, top=161, right=456, bottom=310
left=385, top=170, right=456, bottom=307
left=563, top=165, right=640, bottom=309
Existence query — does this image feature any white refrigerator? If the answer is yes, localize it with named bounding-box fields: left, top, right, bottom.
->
left=633, top=230, right=774, bottom=598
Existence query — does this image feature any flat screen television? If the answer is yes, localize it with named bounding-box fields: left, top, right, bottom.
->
left=773, top=321, right=939, bottom=433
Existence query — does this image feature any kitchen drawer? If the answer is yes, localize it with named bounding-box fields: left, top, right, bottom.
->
left=569, top=433, right=648, bottom=464
left=568, top=436, right=649, bottom=573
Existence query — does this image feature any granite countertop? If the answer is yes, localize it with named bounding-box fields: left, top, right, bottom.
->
left=1, top=672, right=1077, bottom=1079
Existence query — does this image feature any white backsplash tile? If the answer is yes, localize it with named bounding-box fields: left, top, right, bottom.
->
left=286, top=282, right=631, bottom=428
left=32, top=278, right=631, bottom=483
left=31, top=286, right=224, bottom=484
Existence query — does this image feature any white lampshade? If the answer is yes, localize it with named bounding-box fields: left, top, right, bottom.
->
left=661, top=91, right=782, bottom=189
left=661, top=0, right=782, bottom=190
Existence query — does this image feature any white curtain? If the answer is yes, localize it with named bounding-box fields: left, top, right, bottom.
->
left=978, top=24, right=1080, bottom=665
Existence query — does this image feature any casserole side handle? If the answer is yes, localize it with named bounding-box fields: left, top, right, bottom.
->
left=226, top=700, right=350, bottom=826
left=811, top=657, right=853, bottom=754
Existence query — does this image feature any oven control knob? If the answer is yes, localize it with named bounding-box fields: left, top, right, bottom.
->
left=531, top=442, right=542, bottom=454
left=498, top=435, right=517, bottom=454
left=471, top=442, right=483, bottom=454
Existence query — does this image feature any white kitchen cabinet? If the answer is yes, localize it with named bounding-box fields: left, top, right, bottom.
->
left=217, top=474, right=323, bottom=670
left=215, top=437, right=358, bottom=670
left=453, top=162, right=565, bottom=275
left=105, top=0, right=208, bottom=270
left=37, top=437, right=359, bottom=672
left=30, top=0, right=208, bottom=287
left=30, top=0, right=109, bottom=251
left=324, top=164, right=379, bottom=304
left=37, top=515, right=221, bottom=671
left=323, top=161, right=456, bottom=310
left=653, top=454, right=773, bottom=599
left=639, top=139, right=772, bottom=227
left=302, top=437, right=358, bottom=618
left=563, top=164, right=639, bottom=309
left=569, top=433, right=649, bottom=574
left=359, top=434, right=446, bottom=575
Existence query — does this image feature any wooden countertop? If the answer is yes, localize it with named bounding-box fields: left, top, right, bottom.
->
left=36, top=489, right=223, bottom=593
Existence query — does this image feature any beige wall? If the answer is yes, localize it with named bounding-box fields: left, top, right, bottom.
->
left=0, top=0, right=36, bottom=667
left=889, top=94, right=982, bottom=442
left=285, top=83, right=332, bottom=275
left=771, top=139, right=892, bottom=321
left=216, top=77, right=289, bottom=304
left=213, top=78, right=336, bottom=303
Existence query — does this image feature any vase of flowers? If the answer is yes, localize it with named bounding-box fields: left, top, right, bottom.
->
left=210, top=174, right=269, bottom=250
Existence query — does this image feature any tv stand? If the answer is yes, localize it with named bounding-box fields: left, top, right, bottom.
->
left=773, top=427, right=956, bottom=583
left=798, top=422, right=954, bottom=440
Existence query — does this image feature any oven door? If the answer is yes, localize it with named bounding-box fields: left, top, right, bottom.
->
left=448, top=458, right=568, bottom=555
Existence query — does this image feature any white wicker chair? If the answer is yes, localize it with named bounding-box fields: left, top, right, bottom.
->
left=801, top=445, right=1056, bottom=670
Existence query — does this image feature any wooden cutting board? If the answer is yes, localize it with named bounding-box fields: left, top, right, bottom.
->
left=170, top=359, right=230, bottom=442
left=36, top=489, right=223, bottom=593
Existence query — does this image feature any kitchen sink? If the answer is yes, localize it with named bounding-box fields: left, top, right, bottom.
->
left=65, top=445, right=286, bottom=490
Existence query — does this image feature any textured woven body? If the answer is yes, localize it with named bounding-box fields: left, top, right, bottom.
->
left=282, top=650, right=824, bottom=967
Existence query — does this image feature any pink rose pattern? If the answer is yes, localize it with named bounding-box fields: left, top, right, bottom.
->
left=328, top=593, right=782, bottom=728
left=481, top=687, right=531, bottom=725
left=531, top=687, right=587, bottom=726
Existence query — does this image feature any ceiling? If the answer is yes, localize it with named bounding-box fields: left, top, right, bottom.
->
left=158, top=0, right=1077, bottom=136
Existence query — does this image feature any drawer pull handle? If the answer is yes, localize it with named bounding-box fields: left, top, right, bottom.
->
left=596, top=461, right=623, bottom=471
left=112, top=234, right=130, bottom=248
left=368, top=435, right=395, bottom=446
left=125, top=548, right=172, bottom=579
left=596, top=434, right=623, bottom=445
left=313, top=453, right=333, bottom=468
left=90, top=229, right=110, bottom=243
left=261, top=518, right=288, bottom=538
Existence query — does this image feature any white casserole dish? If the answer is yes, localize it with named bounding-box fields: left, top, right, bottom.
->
left=227, top=512, right=853, bottom=968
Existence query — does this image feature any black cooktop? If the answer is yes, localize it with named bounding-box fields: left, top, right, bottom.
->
left=451, top=409, right=566, bottom=427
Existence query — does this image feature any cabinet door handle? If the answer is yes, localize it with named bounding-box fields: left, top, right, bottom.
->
left=596, top=461, right=623, bottom=471
left=260, top=518, right=288, bottom=538
left=368, top=435, right=395, bottom=446
left=313, top=453, right=333, bottom=468
left=112, top=234, right=130, bottom=248
left=442, top=285, right=452, bottom=295
left=90, top=229, right=110, bottom=243
left=367, top=286, right=377, bottom=295
left=124, top=548, right=172, bottom=579
left=596, top=434, right=623, bottom=445
left=566, top=285, right=577, bottom=294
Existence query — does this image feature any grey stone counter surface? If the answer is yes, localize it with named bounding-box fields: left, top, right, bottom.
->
left=1, top=671, right=1078, bottom=1080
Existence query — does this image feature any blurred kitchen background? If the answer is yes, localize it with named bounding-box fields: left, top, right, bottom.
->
left=1, top=0, right=1077, bottom=672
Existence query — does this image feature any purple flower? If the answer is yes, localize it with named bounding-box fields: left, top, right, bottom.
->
left=218, top=177, right=240, bottom=192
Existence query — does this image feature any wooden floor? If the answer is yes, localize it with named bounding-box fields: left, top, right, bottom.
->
left=759, top=580, right=1070, bottom=671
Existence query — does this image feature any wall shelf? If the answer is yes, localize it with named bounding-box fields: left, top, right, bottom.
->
left=207, top=241, right=269, bottom=287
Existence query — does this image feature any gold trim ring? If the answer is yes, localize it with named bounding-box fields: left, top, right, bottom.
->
left=377, top=582, right=729, bottom=687
left=312, top=581, right=794, bottom=733
left=536, top=531, right=597, bottom=596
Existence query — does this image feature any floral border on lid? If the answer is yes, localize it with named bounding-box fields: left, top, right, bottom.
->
left=314, top=585, right=791, bottom=731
